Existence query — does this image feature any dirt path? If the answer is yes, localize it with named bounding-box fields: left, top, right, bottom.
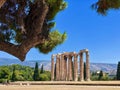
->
left=0, top=85, right=120, bottom=90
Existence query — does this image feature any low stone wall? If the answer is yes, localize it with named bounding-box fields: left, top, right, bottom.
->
left=8, top=81, right=120, bottom=86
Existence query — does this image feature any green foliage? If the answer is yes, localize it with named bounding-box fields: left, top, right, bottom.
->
left=39, top=74, right=49, bottom=81
left=0, top=64, right=34, bottom=82
left=40, top=64, right=44, bottom=74
left=0, top=67, right=10, bottom=79
left=11, top=66, right=16, bottom=81
left=36, top=30, right=67, bottom=54
left=116, top=61, right=120, bottom=80
left=92, top=0, right=120, bottom=15
left=33, top=62, right=40, bottom=81
left=98, top=70, right=103, bottom=80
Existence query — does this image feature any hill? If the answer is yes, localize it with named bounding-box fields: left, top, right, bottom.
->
left=0, top=58, right=117, bottom=75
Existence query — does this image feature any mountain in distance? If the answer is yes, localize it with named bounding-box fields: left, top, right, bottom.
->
left=0, top=58, right=117, bottom=75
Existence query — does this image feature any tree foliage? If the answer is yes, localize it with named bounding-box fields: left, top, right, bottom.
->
left=0, top=0, right=67, bottom=61
left=0, top=64, right=51, bottom=82
left=92, top=0, right=120, bottom=15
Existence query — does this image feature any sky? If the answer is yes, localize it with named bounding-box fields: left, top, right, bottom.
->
left=0, top=0, right=120, bottom=64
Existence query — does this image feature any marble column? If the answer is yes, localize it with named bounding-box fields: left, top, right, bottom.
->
left=56, top=54, right=60, bottom=81
left=64, top=56, right=67, bottom=80
left=68, top=55, right=73, bottom=81
left=80, top=52, right=84, bottom=81
left=86, top=51, right=90, bottom=81
left=74, top=53, right=78, bottom=81
left=51, top=54, right=55, bottom=81
left=61, top=54, right=65, bottom=81
left=59, top=54, right=62, bottom=80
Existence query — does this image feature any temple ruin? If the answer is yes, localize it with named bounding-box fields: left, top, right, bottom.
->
left=51, top=49, right=90, bottom=81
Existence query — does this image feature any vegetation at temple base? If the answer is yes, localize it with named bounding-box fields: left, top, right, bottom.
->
left=0, top=64, right=51, bottom=83
left=116, top=61, right=120, bottom=80
left=91, top=71, right=113, bottom=81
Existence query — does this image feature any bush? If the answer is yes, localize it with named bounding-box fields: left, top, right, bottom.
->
left=39, top=74, right=49, bottom=81
left=0, top=79, right=8, bottom=84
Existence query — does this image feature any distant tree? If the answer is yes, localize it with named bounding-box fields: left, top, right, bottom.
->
left=116, top=61, right=120, bottom=80
left=98, top=70, right=103, bottom=80
left=84, top=62, right=86, bottom=80
left=33, top=62, right=40, bottom=81
left=40, top=64, right=44, bottom=74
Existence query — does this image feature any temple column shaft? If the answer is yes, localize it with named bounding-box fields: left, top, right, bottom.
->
left=51, top=55, right=54, bottom=81
left=64, top=57, right=67, bottom=80
left=56, top=54, right=60, bottom=80
left=86, top=52, right=90, bottom=81
left=74, top=54, right=78, bottom=81
left=61, top=54, right=65, bottom=81
left=80, top=53, right=84, bottom=81
left=68, top=56, right=72, bottom=81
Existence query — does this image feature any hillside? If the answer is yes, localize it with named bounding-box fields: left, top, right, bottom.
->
left=0, top=58, right=117, bottom=75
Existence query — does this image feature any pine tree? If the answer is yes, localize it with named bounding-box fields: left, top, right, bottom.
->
left=33, top=62, right=40, bottom=81
left=84, top=62, right=86, bottom=80
left=116, top=61, right=120, bottom=80
left=98, top=70, right=103, bottom=80
left=40, top=64, right=44, bottom=74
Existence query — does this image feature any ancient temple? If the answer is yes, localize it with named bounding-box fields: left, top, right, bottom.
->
left=51, top=49, right=90, bottom=81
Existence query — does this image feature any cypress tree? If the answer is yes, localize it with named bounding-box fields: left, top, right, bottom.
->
left=40, top=64, right=44, bottom=74
left=116, top=61, right=120, bottom=80
left=33, top=62, right=40, bottom=81
left=98, top=70, right=103, bottom=80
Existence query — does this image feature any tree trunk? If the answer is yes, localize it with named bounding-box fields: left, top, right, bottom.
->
left=0, top=0, right=6, bottom=8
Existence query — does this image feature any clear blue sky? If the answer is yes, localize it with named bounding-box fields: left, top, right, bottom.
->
left=0, top=0, right=120, bottom=64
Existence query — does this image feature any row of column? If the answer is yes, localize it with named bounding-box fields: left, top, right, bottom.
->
left=51, top=49, right=90, bottom=81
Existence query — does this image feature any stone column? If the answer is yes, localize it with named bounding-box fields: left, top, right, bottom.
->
left=68, top=55, right=73, bottom=81
left=86, top=51, right=90, bottom=81
left=74, top=53, right=78, bottom=81
left=51, top=54, right=55, bottom=81
left=80, top=52, right=84, bottom=81
left=59, top=54, right=62, bottom=80
left=61, top=54, right=65, bottom=81
left=64, top=56, right=67, bottom=80
left=56, top=54, right=60, bottom=81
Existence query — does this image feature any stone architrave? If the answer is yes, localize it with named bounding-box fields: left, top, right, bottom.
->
left=51, top=54, right=55, bottom=81
left=86, top=51, right=90, bottom=81
left=74, top=53, right=78, bottom=81
left=80, top=52, right=84, bottom=81
left=68, top=55, right=73, bottom=81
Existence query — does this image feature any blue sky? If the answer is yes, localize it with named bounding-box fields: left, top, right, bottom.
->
left=0, top=0, right=120, bottom=64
